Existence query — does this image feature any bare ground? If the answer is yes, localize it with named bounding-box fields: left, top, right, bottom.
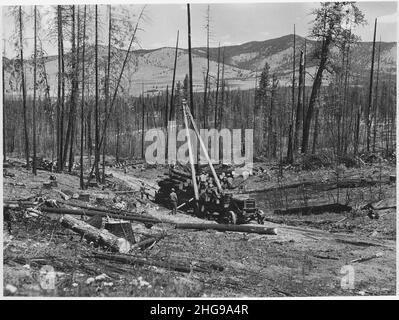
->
left=3, top=158, right=396, bottom=297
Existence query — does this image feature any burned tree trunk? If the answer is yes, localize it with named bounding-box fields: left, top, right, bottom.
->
left=294, top=50, right=304, bottom=154
left=187, top=4, right=194, bottom=117
left=169, top=30, right=179, bottom=121
left=215, top=44, right=221, bottom=129
left=32, top=6, right=37, bottom=175
left=366, top=18, right=377, bottom=152
left=203, top=6, right=210, bottom=127
left=372, top=38, right=381, bottom=152
left=80, top=5, right=87, bottom=190
left=94, top=5, right=100, bottom=181
left=19, top=6, right=30, bottom=169
left=286, top=27, right=295, bottom=163
left=302, top=35, right=331, bottom=154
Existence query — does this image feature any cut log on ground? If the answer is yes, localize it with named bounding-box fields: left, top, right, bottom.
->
left=350, top=252, right=383, bottom=263
left=335, top=238, right=385, bottom=247
left=362, top=198, right=396, bottom=211
left=42, top=207, right=162, bottom=225
left=60, top=214, right=131, bottom=253
left=54, top=189, right=71, bottom=200
left=90, top=252, right=223, bottom=273
left=131, top=235, right=164, bottom=250
left=57, top=200, right=143, bottom=217
left=274, top=203, right=352, bottom=216
left=175, top=223, right=278, bottom=235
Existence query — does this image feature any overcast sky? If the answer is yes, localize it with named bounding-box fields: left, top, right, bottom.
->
left=2, top=1, right=397, bottom=58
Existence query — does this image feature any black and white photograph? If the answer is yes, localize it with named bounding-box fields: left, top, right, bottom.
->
left=1, top=0, right=397, bottom=299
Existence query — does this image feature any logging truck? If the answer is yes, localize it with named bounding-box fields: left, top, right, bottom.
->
left=154, top=100, right=265, bottom=225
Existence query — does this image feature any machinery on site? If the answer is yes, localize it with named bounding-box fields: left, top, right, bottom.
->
left=154, top=100, right=265, bottom=225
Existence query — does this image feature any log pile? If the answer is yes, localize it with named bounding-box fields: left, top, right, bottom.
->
left=155, top=166, right=235, bottom=208
left=155, top=168, right=196, bottom=208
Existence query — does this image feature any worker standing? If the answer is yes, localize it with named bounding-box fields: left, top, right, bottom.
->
left=170, top=188, right=178, bottom=215
left=200, top=172, right=207, bottom=188
left=140, top=182, right=148, bottom=199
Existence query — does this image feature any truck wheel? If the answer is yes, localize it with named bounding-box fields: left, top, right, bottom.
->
left=228, top=211, right=237, bottom=225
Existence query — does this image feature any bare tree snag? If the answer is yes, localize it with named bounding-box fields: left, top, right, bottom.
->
left=366, top=18, right=377, bottom=152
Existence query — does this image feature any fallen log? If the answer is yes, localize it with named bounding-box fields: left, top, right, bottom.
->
left=350, top=252, right=383, bottom=263
left=60, top=214, right=131, bottom=253
left=54, top=189, right=71, bottom=200
left=41, top=207, right=162, bottom=225
left=335, top=238, right=385, bottom=247
left=175, top=223, right=278, bottom=235
left=131, top=235, right=164, bottom=250
left=274, top=203, right=351, bottom=216
left=57, top=199, right=149, bottom=218
left=4, top=200, right=38, bottom=208
left=361, top=198, right=396, bottom=211
left=312, top=254, right=339, bottom=260
left=91, top=252, right=223, bottom=273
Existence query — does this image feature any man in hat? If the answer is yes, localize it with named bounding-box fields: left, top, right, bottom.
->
left=170, top=188, right=178, bottom=215
left=140, top=182, right=148, bottom=199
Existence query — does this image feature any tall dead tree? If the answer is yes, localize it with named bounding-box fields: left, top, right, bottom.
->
left=103, top=5, right=112, bottom=183
left=286, top=26, right=295, bottom=163
left=294, top=50, right=304, bottom=154
left=2, top=40, right=5, bottom=162
left=215, top=44, right=221, bottom=128
left=71, top=5, right=80, bottom=172
left=80, top=5, right=87, bottom=190
left=57, top=5, right=65, bottom=171
left=269, top=73, right=279, bottom=158
left=372, top=37, right=381, bottom=152
left=141, top=85, right=145, bottom=159
left=164, top=85, right=169, bottom=126
left=312, top=107, right=320, bottom=154
left=32, top=6, right=37, bottom=175
left=219, top=49, right=225, bottom=130
left=187, top=4, right=194, bottom=117
left=94, top=5, right=100, bottom=181
left=366, top=18, right=377, bottom=152
left=302, top=38, right=307, bottom=127
left=302, top=3, right=365, bottom=154
left=169, top=30, right=179, bottom=121
left=203, top=5, right=210, bottom=127
left=19, top=6, right=30, bottom=169
left=63, top=5, right=79, bottom=172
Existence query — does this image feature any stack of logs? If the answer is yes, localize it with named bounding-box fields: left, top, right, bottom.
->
left=155, top=165, right=234, bottom=208
left=155, top=168, right=195, bottom=208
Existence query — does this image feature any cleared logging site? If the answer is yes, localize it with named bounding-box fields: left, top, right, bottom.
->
left=2, top=2, right=397, bottom=297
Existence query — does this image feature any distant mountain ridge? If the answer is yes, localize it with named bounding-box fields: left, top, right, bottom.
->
left=3, top=34, right=397, bottom=96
